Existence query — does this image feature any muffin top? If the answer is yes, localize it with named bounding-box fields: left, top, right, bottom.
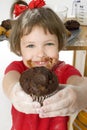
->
left=19, top=66, right=59, bottom=96
left=64, top=20, right=80, bottom=31
left=1, top=19, right=11, bottom=30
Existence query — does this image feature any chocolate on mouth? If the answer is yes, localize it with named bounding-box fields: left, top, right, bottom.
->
left=27, top=57, right=57, bottom=68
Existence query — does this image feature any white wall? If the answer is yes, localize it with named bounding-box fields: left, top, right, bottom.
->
left=0, top=41, right=21, bottom=130
left=0, top=0, right=74, bottom=23
left=0, top=0, right=74, bottom=130
left=0, top=0, right=14, bottom=22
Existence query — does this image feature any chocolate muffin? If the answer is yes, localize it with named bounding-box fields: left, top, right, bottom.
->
left=19, top=66, right=59, bottom=105
left=1, top=19, right=11, bottom=30
left=64, top=20, right=80, bottom=31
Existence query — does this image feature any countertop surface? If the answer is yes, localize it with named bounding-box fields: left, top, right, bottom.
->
left=64, top=25, right=87, bottom=50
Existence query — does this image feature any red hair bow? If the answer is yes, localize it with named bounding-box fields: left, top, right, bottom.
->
left=14, top=0, right=46, bottom=17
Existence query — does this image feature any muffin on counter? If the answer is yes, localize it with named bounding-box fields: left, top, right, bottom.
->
left=64, top=20, right=80, bottom=31
left=1, top=19, right=11, bottom=30
left=0, top=19, right=12, bottom=38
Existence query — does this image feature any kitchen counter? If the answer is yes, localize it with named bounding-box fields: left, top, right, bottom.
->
left=63, top=25, right=87, bottom=76
left=64, top=25, right=87, bottom=50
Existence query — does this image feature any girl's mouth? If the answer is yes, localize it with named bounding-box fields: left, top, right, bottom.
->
left=27, top=57, right=57, bottom=69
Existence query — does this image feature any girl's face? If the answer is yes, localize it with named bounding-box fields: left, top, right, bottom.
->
left=20, top=26, right=59, bottom=69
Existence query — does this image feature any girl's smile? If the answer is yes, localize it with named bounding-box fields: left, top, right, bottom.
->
left=27, top=57, right=58, bottom=69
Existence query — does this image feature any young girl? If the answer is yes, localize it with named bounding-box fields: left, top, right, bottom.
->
left=2, top=0, right=84, bottom=130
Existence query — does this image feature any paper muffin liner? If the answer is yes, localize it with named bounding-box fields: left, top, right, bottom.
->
left=30, top=87, right=60, bottom=106
left=31, top=84, right=66, bottom=106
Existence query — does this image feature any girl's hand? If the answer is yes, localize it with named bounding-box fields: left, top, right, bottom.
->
left=39, top=84, right=85, bottom=118
left=10, top=82, right=41, bottom=114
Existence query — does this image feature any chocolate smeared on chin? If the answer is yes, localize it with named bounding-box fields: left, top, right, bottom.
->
left=27, top=60, right=33, bottom=68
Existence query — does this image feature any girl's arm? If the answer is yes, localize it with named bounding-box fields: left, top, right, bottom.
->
left=2, top=70, right=41, bottom=114
left=3, top=70, right=20, bottom=98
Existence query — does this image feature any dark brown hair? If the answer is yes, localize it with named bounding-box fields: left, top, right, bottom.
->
left=9, top=1, right=67, bottom=56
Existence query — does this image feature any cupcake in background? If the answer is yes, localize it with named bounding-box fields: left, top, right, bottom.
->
left=0, top=19, right=12, bottom=39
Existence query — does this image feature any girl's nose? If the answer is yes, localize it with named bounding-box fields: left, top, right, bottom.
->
left=37, top=47, right=45, bottom=58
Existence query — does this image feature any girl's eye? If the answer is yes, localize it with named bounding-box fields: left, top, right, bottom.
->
left=46, top=43, right=54, bottom=46
left=26, top=44, right=35, bottom=48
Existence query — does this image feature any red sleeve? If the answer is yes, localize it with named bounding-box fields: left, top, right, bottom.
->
left=54, top=64, right=82, bottom=84
left=5, top=60, right=27, bottom=74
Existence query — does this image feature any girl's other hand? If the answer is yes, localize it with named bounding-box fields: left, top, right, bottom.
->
left=39, top=84, right=85, bottom=118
